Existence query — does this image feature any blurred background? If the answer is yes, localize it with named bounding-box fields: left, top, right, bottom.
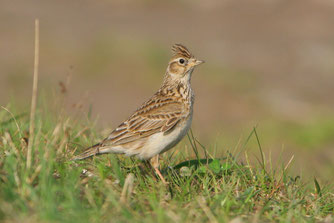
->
left=1, top=0, right=334, bottom=180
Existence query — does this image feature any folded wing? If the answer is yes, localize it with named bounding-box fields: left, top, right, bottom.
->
left=103, top=95, right=186, bottom=147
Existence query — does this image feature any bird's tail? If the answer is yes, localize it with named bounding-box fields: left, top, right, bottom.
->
left=72, top=143, right=102, bottom=160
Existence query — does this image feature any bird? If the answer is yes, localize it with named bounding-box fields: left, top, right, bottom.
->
left=73, top=44, right=204, bottom=183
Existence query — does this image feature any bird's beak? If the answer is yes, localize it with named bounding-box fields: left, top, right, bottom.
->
left=190, top=58, right=205, bottom=67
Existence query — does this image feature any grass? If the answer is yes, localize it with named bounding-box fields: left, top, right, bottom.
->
left=0, top=104, right=333, bottom=223
left=0, top=20, right=332, bottom=223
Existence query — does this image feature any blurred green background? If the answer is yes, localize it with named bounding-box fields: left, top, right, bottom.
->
left=1, top=0, right=334, bottom=180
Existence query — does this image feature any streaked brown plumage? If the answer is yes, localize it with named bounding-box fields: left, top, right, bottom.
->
left=73, top=44, right=204, bottom=183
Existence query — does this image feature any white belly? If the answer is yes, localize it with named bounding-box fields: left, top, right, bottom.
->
left=137, top=114, right=193, bottom=160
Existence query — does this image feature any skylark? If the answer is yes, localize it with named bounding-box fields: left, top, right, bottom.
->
left=73, top=44, right=204, bottom=183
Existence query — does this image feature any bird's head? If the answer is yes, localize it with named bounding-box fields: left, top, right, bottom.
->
left=166, top=44, right=204, bottom=82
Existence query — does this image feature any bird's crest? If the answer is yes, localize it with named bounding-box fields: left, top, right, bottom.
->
left=172, top=44, right=192, bottom=59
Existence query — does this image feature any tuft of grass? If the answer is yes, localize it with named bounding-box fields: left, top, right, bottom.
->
left=0, top=105, right=333, bottom=222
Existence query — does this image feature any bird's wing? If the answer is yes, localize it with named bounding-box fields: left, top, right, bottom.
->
left=101, top=95, right=188, bottom=147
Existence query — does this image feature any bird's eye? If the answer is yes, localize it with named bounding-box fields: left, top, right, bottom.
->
left=179, top=58, right=185, bottom=64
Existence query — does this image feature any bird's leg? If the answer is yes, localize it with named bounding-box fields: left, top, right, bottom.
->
left=140, top=160, right=158, bottom=180
left=149, top=155, right=167, bottom=184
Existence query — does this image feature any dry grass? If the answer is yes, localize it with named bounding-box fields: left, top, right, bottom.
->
left=0, top=105, right=333, bottom=222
